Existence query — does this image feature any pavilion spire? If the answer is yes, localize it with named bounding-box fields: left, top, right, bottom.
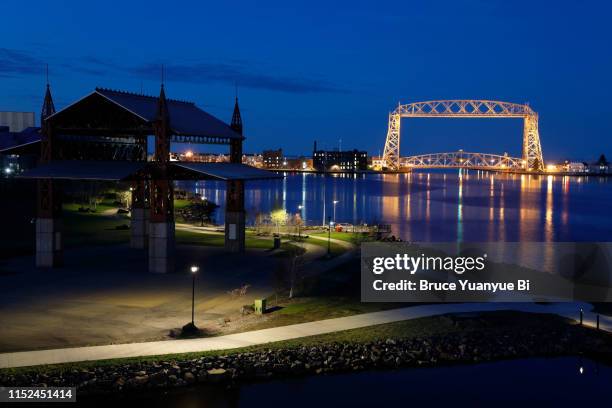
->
left=41, top=65, right=56, bottom=124
left=156, top=82, right=170, bottom=124
left=231, top=96, right=243, bottom=136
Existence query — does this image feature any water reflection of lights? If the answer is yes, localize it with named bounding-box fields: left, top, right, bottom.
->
left=457, top=173, right=463, bottom=242
left=545, top=175, right=554, bottom=241
left=426, top=174, right=431, bottom=222
left=185, top=172, right=611, bottom=249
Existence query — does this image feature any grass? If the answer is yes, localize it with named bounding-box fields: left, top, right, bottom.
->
left=300, top=236, right=347, bottom=257
left=0, top=311, right=580, bottom=377
left=176, top=229, right=300, bottom=252
left=245, top=232, right=349, bottom=256
left=309, top=230, right=372, bottom=244
left=63, top=202, right=130, bottom=248
left=60, top=202, right=305, bottom=254
left=174, top=199, right=192, bottom=210
left=245, top=296, right=395, bottom=331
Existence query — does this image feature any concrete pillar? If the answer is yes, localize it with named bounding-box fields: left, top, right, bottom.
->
left=225, top=179, right=245, bottom=253
left=130, top=208, right=148, bottom=248
left=148, top=221, right=175, bottom=274
left=130, top=180, right=148, bottom=249
left=36, top=178, right=62, bottom=268
left=225, top=210, right=245, bottom=252
left=36, top=218, right=63, bottom=267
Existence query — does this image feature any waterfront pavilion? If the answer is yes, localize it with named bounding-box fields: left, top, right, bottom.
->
left=19, top=84, right=280, bottom=273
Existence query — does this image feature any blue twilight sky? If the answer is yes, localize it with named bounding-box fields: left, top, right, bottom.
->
left=0, top=0, right=610, bottom=161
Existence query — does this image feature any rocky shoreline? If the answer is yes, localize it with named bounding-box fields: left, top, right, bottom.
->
left=1, top=319, right=611, bottom=395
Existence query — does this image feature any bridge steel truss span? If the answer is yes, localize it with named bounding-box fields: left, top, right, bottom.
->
left=401, top=151, right=524, bottom=170
left=381, top=100, right=545, bottom=172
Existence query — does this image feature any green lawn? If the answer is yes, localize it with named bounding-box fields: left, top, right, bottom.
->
left=301, top=236, right=347, bottom=257
left=63, top=203, right=130, bottom=248
left=248, top=296, right=395, bottom=331
left=176, top=230, right=304, bottom=255
left=309, top=230, right=372, bottom=244
left=23, top=201, right=334, bottom=256
left=174, top=199, right=192, bottom=210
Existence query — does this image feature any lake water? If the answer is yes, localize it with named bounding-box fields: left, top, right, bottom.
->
left=86, top=357, right=611, bottom=407
left=182, top=170, right=612, bottom=242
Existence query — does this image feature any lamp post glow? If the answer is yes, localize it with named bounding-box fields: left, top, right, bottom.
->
left=190, top=265, right=199, bottom=325
left=333, top=200, right=339, bottom=223
left=298, top=204, right=303, bottom=240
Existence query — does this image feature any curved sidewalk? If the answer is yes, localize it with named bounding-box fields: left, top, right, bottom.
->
left=0, top=302, right=608, bottom=369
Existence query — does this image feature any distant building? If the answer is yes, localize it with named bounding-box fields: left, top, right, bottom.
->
left=567, top=162, right=588, bottom=173
left=283, top=156, right=312, bottom=170
left=370, top=155, right=385, bottom=169
left=312, top=141, right=367, bottom=172
left=243, top=153, right=263, bottom=168
left=0, top=126, right=41, bottom=176
left=0, top=111, right=35, bottom=132
left=263, top=149, right=283, bottom=168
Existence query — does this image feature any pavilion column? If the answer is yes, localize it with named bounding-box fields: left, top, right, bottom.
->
left=148, top=84, right=175, bottom=273
left=130, top=179, right=148, bottom=249
left=225, top=138, right=245, bottom=252
left=149, top=179, right=175, bottom=273
left=36, top=126, right=63, bottom=267
left=225, top=179, right=245, bottom=252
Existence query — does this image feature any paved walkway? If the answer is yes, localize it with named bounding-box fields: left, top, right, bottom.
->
left=1, top=302, right=608, bottom=369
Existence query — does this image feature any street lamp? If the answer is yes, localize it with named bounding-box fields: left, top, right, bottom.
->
left=190, top=265, right=199, bottom=325
left=297, top=204, right=303, bottom=240
left=327, top=216, right=333, bottom=257
left=333, top=200, right=339, bottom=223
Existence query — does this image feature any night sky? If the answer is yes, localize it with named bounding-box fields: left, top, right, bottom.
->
left=0, top=0, right=610, bottom=161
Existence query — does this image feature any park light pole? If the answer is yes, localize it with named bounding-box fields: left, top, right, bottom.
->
left=327, top=216, right=333, bottom=257
left=333, top=200, right=339, bottom=223
left=298, top=204, right=303, bottom=240
left=190, top=265, right=199, bottom=325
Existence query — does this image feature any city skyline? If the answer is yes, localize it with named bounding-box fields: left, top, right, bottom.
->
left=1, top=0, right=611, bottom=160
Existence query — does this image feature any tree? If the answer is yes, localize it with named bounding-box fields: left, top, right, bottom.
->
left=183, top=199, right=219, bottom=226
left=288, top=213, right=304, bottom=238
left=287, top=245, right=305, bottom=298
left=273, top=243, right=306, bottom=299
left=270, top=208, right=288, bottom=234
left=597, top=154, right=609, bottom=166
left=254, top=211, right=266, bottom=234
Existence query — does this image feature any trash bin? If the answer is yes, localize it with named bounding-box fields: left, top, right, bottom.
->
left=254, top=298, right=267, bottom=315
left=273, top=234, right=281, bottom=249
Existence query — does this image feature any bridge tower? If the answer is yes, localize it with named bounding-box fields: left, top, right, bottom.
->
left=522, top=112, right=544, bottom=172
left=382, top=109, right=401, bottom=171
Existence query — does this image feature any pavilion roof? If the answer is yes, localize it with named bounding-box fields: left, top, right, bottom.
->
left=18, top=160, right=281, bottom=182
left=18, top=160, right=147, bottom=181
left=47, top=88, right=243, bottom=140
left=171, top=162, right=283, bottom=181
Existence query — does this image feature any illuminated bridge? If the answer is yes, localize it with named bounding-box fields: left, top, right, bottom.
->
left=401, top=150, right=524, bottom=170
left=381, top=100, right=544, bottom=172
